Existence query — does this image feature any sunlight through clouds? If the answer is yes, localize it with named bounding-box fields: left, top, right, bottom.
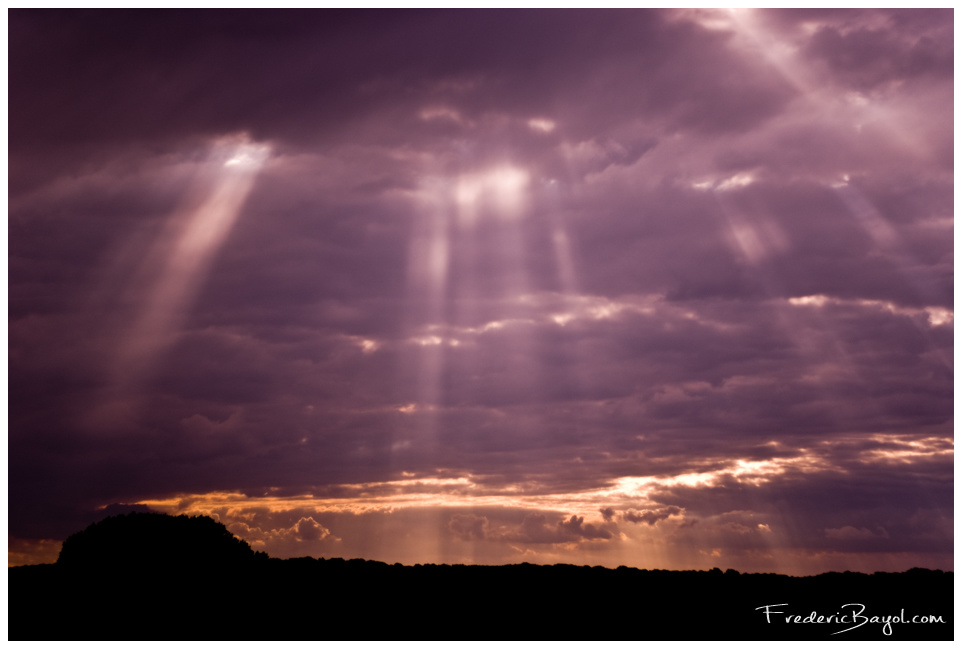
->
left=120, top=138, right=268, bottom=366
left=10, top=10, right=951, bottom=577
left=84, top=135, right=271, bottom=432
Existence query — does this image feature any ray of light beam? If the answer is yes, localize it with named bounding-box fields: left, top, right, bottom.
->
left=88, top=136, right=270, bottom=431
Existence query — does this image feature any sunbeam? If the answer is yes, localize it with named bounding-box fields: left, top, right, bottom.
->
left=89, top=135, right=270, bottom=430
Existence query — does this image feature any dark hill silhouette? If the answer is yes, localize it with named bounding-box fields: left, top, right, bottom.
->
left=9, top=513, right=953, bottom=640
left=56, top=512, right=266, bottom=567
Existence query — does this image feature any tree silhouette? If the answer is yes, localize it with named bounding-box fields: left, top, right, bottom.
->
left=56, top=512, right=264, bottom=568
left=8, top=514, right=951, bottom=640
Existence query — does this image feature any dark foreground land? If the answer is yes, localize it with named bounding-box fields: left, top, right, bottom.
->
left=8, top=514, right=953, bottom=640
left=10, top=560, right=953, bottom=640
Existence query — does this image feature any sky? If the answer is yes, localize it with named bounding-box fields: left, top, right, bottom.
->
left=8, top=9, right=954, bottom=574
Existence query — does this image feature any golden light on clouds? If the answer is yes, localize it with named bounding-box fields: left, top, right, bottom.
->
left=136, top=431, right=949, bottom=521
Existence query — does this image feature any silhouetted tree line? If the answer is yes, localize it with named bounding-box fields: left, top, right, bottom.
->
left=56, top=512, right=268, bottom=567
left=9, top=513, right=953, bottom=640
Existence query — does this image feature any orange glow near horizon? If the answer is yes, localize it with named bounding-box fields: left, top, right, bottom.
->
left=8, top=432, right=950, bottom=573
left=129, top=431, right=950, bottom=519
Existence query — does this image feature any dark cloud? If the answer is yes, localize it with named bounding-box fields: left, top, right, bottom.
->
left=502, top=514, right=613, bottom=544
left=805, top=20, right=953, bottom=91
left=624, top=507, right=682, bottom=526
left=448, top=514, right=489, bottom=541
left=645, top=456, right=952, bottom=557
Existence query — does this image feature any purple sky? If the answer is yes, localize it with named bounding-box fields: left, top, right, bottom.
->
left=9, top=9, right=953, bottom=574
